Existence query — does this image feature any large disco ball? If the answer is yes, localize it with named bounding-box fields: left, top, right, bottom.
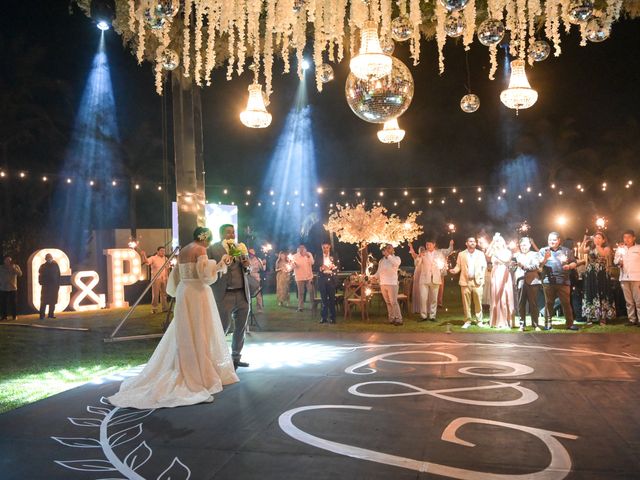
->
left=391, top=15, right=413, bottom=42
left=345, top=56, right=414, bottom=124
left=439, top=0, right=469, bottom=12
left=460, top=94, right=480, bottom=113
left=528, top=40, right=551, bottom=62
left=568, top=0, right=594, bottom=24
left=445, top=12, right=465, bottom=38
left=380, top=35, right=395, bottom=55
left=156, top=0, right=180, bottom=18
left=477, top=19, right=505, bottom=46
left=160, top=49, right=180, bottom=70
left=318, top=63, right=334, bottom=83
left=144, top=7, right=166, bottom=29
left=586, top=16, right=609, bottom=42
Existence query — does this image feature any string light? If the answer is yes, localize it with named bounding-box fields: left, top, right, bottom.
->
left=223, top=189, right=228, bottom=194
left=135, top=184, right=140, bottom=190
left=246, top=189, right=251, bottom=195
left=477, top=187, right=482, bottom=192
left=157, top=185, right=162, bottom=191
left=317, top=187, right=323, bottom=193
left=19, top=172, right=26, bottom=178
left=403, top=190, right=408, bottom=196
left=89, top=180, right=95, bottom=186
left=42, top=176, right=48, bottom=182
left=66, top=178, right=72, bottom=184
left=452, top=187, right=457, bottom=193
left=112, top=180, right=117, bottom=186
left=0, top=171, right=5, bottom=178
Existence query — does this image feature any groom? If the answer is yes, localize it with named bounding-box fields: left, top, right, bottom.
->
left=208, top=224, right=251, bottom=369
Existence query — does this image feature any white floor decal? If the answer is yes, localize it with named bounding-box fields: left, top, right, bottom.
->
left=278, top=343, right=595, bottom=479
left=279, top=405, right=577, bottom=480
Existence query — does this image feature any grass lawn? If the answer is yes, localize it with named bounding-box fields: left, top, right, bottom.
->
left=0, top=284, right=637, bottom=413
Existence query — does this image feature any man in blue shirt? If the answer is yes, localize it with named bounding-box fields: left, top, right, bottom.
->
left=539, top=231, right=579, bottom=331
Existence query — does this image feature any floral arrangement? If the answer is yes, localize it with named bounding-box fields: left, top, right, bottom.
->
left=325, top=203, right=423, bottom=248
left=223, top=239, right=249, bottom=257
left=73, top=1, right=636, bottom=95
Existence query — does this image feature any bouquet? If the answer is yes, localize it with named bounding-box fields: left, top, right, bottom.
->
left=224, top=239, right=248, bottom=258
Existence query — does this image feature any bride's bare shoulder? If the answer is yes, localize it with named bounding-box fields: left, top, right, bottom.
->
left=178, top=243, right=206, bottom=263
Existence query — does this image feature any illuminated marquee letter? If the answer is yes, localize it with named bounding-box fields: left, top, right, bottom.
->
left=103, top=248, right=143, bottom=308
left=70, top=271, right=106, bottom=311
left=28, top=249, right=72, bottom=312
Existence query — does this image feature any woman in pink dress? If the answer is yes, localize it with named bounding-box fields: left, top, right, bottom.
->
left=486, top=233, right=515, bottom=328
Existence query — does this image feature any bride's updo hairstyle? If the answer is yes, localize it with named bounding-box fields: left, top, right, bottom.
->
left=193, top=226, right=213, bottom=244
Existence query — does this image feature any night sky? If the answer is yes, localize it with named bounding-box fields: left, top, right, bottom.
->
left=2, top=2, right=640, bottom=257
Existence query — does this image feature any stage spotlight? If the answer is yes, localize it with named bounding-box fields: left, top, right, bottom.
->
left=301, top=59, right=311, bottom=71
left=96, top=20, right=110, bottom=31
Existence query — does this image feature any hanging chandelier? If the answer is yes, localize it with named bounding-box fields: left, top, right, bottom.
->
left=349, top=21, right=392, bottom=81
left=377, top=118, right=405, bottom=145
left=240, top=83, right=272, bottom=128
left=500, top=59, right=538, bottom=114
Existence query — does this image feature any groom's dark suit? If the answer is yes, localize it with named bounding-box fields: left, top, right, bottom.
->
left=207, top=242, right=251, bottom=363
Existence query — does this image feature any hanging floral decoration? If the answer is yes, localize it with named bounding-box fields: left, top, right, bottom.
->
left=73, top=1, right=636, bottom=96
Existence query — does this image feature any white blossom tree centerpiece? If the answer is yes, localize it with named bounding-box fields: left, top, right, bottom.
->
left=324, top=203, right=423, bottom=277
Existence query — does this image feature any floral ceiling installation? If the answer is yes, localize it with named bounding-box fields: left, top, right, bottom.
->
left=75, top=0, right=635, bottom=95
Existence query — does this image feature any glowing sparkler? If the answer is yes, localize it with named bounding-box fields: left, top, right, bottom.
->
left=508, top=240, right=517, bottom=250
left=447, top=223, right=456, bottom=234
left=127, top=240, right=138, bottom=249
left=517, top=221, right=530, bottom=235
left=595, top=216, right=607, bottom=230
left=261, top=243, right=273, bottom=254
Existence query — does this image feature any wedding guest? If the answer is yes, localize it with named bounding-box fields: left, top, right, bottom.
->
left=614, top=230, right=640, bottom=326
left=317, top=242, right=339, bottom=324
left=539, top=232, right=579, bottom=330
left=485, top=233, right=515, bottom=329
left=514, top=237, right=542, bottom=331
left=580, top=232, right=616, bottom=325
left=375, top=244, right=402, bottom=325
left=565, top=238, right=587, bottom=323
left=38, top=253, right=61, bottom=320
left=141, top=246, right=169, bottom=313
left=412, top=240, right=447, bottom=321
left=208, top=224, right=251, bottom=369
left=292, top=244, right=314, bottom=312
left=450, top=237, right=487, bottom=328
left=408, top=245, right=425, bottom=315
left=0, top=256, right=22, bottom=321
left=248, top=248, right=266, bottom=313
left=435, top=239, right=455, bottom=308
left=275, top=251, right=291, bottom=306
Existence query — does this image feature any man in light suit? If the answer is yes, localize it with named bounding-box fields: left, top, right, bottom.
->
left=207, top=224, right=251, bottom=369
left=450, top=236, right=487, bottom=328
left=415, top=239, right=448, bottom=321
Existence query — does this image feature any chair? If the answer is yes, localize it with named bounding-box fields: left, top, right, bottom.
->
left=343, top=280, right=370, bottom=321
left=396, top=277, right=412, bottom=313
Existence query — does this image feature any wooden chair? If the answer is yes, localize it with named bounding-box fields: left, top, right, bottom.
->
left=343, top=280, right=369, bottom=321
left=396, top=277, right=412, bottom=313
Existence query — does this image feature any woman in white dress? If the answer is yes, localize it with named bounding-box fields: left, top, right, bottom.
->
left=109, top=227, right=239, bottom=409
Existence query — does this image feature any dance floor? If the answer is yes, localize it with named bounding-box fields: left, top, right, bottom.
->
left=1, top=332, right=639, bottom=480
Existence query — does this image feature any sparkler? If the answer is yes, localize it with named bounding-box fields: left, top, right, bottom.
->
left=261, top=243, right=273, bottom=254
left=517, top=221, right=530, bottom=235
left=595, top=216, right=607, bottom=230
left=127, top=240, right=139, bottom=249
left=447, top=223, right=456, bottom=234
left=508, top=240, right=517, bottom=250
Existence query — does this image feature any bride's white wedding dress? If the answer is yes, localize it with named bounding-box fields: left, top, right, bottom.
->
left=108, top=255, right=239, bottom=409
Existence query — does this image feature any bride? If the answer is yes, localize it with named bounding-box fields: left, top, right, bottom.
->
left=108, top=227, right=239, bottom=409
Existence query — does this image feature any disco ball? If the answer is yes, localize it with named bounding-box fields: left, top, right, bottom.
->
left=160, top=49, right=180, bottom=71
left=380, top=35, right=395, bottom=55
left=144, top=7, right=166, bottom=29
left=477, top=19, right=505, bottom=46
left=586, top=16, right=609, bottom=42
left=156, top=0, right=180, bottom=18
left=445, top=12, right=465, bottom=38
left=439, top=0, right=469, bottom=12
left=460, top=94, right=480, bottom=113
left=568, top=1, right=594, bottom=24
left=528, top=40, right=550, bottom=62
left=345, top=56, right=414, bottom=124
left=391, top=15, right=413, bottom=42
left=318, top=63, right=334, bottom=83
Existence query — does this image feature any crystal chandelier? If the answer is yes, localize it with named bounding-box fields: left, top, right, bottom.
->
left=500, top=59, right=538, bottom=114
left=240, top=83, right=272, bottom=128
left=349, top=21, right=392, bottom=81
left=377, top=118, right=405, bottom=145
